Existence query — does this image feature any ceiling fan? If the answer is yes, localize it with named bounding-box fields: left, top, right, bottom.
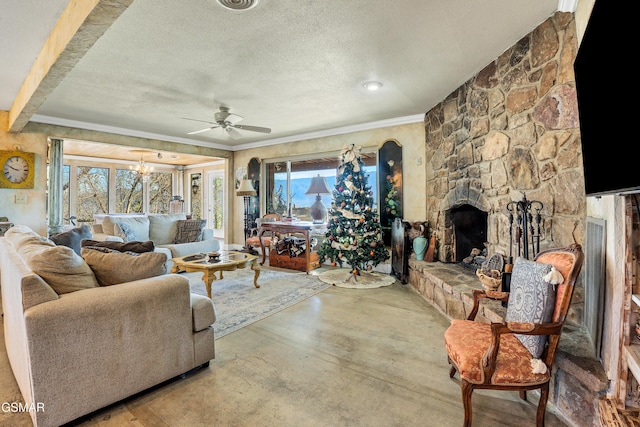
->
left=184, top=106, right=271, bottom=139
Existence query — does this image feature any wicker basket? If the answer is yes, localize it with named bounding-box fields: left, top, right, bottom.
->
left=476, top=269, right=502, bottom=291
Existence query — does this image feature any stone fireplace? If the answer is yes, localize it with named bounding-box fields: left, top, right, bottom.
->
left=423, top=11, right=585, bottom=324
left=410, top=12, right=614, bottom=426
left=447, top=203, right=488, bottom=264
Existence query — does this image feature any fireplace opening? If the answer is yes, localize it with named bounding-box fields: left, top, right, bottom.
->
left=451, top=204, right=488, bottom=264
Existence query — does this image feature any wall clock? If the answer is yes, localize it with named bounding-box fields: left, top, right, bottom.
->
left=0, top=150, right=35, bottom=189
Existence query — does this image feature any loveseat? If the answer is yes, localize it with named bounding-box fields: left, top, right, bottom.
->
left=92, top=213, right=221, bottom=268
left=0, top=225, right=216, bottom=427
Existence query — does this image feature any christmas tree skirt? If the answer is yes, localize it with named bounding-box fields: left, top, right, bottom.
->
left=318, top=268, right=395, bottom=289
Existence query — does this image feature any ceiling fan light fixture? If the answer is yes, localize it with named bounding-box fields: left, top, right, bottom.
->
left=217, top=0, right=259, bottom=11
left=363, top=80, right=383, bottom=91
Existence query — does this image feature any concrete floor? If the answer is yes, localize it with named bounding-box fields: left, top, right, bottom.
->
left=0, top=281, right=569, bottom=427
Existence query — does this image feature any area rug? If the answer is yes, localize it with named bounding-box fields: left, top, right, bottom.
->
left=318, top=268, right=396, bottom=289
left=183, top=267, right=331, bottom=338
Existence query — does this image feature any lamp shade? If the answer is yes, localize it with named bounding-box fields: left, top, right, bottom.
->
left=305, top=174, right=332, bottom=195
left=237, top=179, right=257, bottom=197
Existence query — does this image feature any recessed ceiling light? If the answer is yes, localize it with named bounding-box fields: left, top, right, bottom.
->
left=217, top=0, right=259, bottom=11
left=363, top=81, right=383, bottom=91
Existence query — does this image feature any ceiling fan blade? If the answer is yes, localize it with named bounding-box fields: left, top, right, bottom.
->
left=234, top=124, right=271, bottom=134
left=188, top=126, right=219, bottom=135
left=225, top=127, right=243, bottom=139
left=225, top=113, right=243, bottom=124
left=181, top=117, right=217, bottom=125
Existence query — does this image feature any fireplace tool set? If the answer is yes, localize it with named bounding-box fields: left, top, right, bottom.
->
left=502, top=194, right=544, bottom=299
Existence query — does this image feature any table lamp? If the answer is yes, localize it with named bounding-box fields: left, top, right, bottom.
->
left=305, top=174, right=332, bottom=223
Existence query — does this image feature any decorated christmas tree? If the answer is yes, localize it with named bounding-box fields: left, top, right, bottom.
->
left=317, top=144, right=389, bottom=277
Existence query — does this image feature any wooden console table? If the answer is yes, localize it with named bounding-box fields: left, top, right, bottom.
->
left=257, top=221, right=322, bottom=273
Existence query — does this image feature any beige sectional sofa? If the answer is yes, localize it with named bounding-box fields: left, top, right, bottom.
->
left=0, top=225, right=216, bottom=427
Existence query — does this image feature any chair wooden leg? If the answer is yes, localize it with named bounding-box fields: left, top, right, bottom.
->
left=449, top=366, right=457, bottom=378
left=536, top=383, right=549, bottom=427
left=461, top=379, right=474, bottom=427
left=520, top=390, right=527, bottom=401
left=447, top=356, right=457, bottom=377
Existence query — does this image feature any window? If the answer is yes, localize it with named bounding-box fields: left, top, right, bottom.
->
left=148, top=172, right=173, bottom=214
left=76, top=166, right=109, bottom=223
left=210, top=175, right=223, bottom=229
left=115, top=169, right=143, bottom=213
left=64, top=161, right=176, bottom=223
left=265, top=152, right=377, bottom=220
left=62, top=165, right=70, bottom=223
left=190, top=173, right=202, bottom=219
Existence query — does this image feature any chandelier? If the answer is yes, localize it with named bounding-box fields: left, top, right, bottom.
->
left=131, top=157, right=153, bottom=182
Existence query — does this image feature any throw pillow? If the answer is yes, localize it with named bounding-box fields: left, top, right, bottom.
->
left=114, top=222, right=137, bottom=242
left=102, top=215, right=150, bottom=240
left=148, top=213, right=187, bottom=245
left=4, top=224, right=55, bottom=251
left=174, top=219, right=207, bottom=244
left=81, top=239, right=155, bottom=253
left=505, top=257, right=556, bottom=358
left=20, top=243, right=99, bottom=294
left=81, top=247, right=167, bottom=287
left=50, top=224, right=92, bottom=255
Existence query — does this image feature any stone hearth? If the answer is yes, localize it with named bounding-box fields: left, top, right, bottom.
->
left=408, top=259, right=608, bottom=427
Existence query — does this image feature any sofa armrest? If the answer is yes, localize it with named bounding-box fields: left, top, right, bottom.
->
left=159, top=238, right=222, bottom=258
left=22, top=274, right=200, bottom=426
left=90, top=232, right=125, bottom=242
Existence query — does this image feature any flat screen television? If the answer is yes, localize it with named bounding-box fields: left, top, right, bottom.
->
left=574, top=1, right=638, bottom=196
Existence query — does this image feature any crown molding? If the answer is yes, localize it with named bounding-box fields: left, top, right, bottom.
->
left=557, top=0, right=578, bottom=12
left=31, top=113, right=425, bottom=152
left=232, top=114, right=426, bottom=151
left=30, top=115, right=230, bottom=150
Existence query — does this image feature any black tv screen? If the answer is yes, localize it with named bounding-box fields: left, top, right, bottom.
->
left=574, top=1, right=638, bottom=196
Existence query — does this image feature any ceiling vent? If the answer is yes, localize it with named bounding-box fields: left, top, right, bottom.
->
left=217, top=0, right=259, bottom=11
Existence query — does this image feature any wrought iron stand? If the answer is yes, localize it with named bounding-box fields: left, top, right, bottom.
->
left=503, top=193, right=544, bottom=305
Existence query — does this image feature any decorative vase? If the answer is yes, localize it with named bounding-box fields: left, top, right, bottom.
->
left=413, top=236, right=428, bottom=261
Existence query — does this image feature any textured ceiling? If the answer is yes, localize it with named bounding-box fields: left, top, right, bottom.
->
left=2, top=0, right=561, bottom=160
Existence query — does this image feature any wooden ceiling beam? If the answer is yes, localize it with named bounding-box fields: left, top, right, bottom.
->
left=7, top=0, right=133, bottom=132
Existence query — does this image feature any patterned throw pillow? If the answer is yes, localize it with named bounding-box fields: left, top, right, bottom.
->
left=505, top=257, right=556, bottom=358
left=174, top=219, right=207, bottom=244
left=114, top=222, right=137, bottom=242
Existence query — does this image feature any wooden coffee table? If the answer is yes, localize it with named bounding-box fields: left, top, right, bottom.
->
left=170, top=251, right=260, bottom=298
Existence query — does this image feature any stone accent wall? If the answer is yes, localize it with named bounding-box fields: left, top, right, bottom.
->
left=424, top=12, right=585, bottom=263
left=413, top=12, right=610, bottom=426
